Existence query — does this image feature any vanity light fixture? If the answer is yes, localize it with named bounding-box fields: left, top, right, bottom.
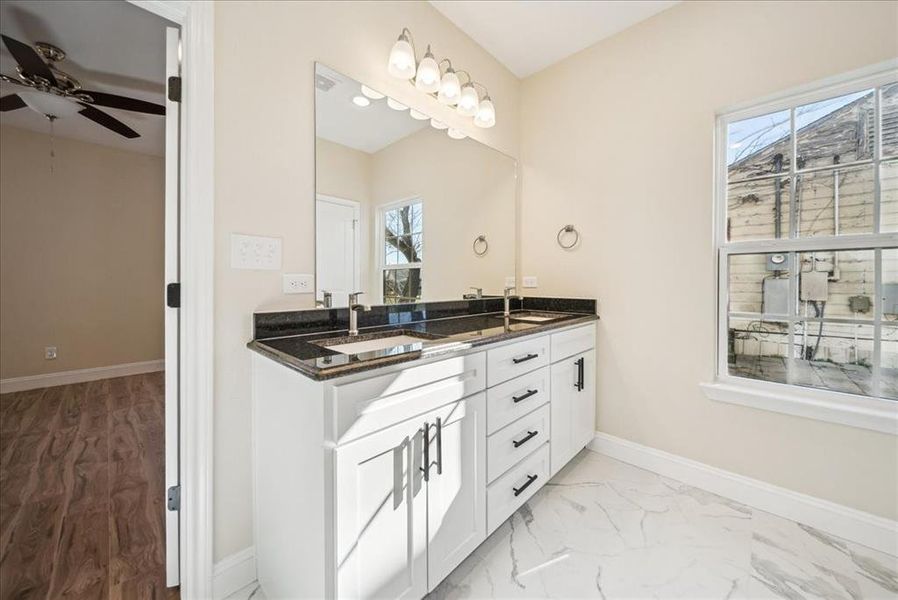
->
left=409, top=109, right=429, bottom=120
left=387, top=27, right=496, bottom=129
left=360, top=85, right=384, bottom=100
left=352, top=95, right=371, bottom=107
left=430, top=118, right=448, bottom=130
left=386, top=97, right=408, bottom=111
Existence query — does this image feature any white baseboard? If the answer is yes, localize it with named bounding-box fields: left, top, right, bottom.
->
left=213, top=546, right=257, bottom=600
left=589, top=432, right=898, bottom=557
left=0, top=359, right=165, bottom=394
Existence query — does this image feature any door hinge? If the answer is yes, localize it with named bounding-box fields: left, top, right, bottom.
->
left=168, top=76, right=182, bottom=102
left=167, top=485, right=181, bottom=511
left=167, top=283, right=181, bottom=308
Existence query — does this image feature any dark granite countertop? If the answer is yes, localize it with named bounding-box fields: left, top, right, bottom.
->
left=248, top=310, right=598, bottom=381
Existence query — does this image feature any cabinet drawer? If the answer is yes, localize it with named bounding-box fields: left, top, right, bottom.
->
left=487, top=443, right=550, bottom=534
left=486, top=335, right=550, bottom=387
left=487, top=404, right=550, bottom=482
left=330, top=352, right=486, bottom=444
left=551, top=324, right=596, bottom=362
left=486, top=367, right=549, bottom=435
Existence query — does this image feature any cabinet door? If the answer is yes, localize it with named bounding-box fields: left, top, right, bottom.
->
left=335, top=417, right=427, bottom=600
left=426, top=393, right=486, bottom=591
left=550, top=350, right=596, bottom=475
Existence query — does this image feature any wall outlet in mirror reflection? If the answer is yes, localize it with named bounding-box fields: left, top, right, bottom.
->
left=523, top=276, right=538, bottom=288
left=283, top=274, right=314, bottom=294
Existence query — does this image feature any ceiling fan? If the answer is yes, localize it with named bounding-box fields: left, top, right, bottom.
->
left=0, top=34, right=164, bottom=139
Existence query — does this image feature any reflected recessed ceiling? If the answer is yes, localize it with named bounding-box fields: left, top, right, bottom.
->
left=429, top=0, right=680, bottom=78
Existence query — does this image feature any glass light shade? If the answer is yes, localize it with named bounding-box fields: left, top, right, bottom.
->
left=386, top=97, right=408, bottom=111
left=430, top=118, right=448, bottom=130
left=447, top=128, right=466, bottom=140
left=437, top=70, right=461, bottom=105
left=409, top=109, right=428, bottom=120
left=456, top=85, right=479, bottom=117
left=20, top=91, right=80, bottom=118
left=387, top=38, right=416, bottom=80
left=360, top=85, right=385, bottom=100
left=415, top=49, right=440, bottom=93
left=473, top=98, right=495, bottom=128
left=352, top=95, right=371, bottom=107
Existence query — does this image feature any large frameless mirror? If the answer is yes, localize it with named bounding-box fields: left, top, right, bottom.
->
left=314, top=63, right=516, bottom=307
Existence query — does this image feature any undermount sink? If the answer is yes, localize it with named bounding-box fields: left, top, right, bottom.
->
left=315, top=331, right=435, bottom=355
left=508, top=311, right=567, bottom=323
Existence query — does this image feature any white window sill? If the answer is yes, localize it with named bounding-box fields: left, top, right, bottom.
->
left=700, top=379, right=898, bottom=435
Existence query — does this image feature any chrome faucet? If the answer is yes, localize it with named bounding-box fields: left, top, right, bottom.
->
left=316, top=290, right=333, bottom=309
left=504, top=286, right=522, bottom=318
left=348, top=291, right=370, bottom=336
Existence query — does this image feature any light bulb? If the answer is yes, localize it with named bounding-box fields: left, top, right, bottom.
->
left=473, top=97, right=495, bottom=128
left=437, top=70, right=461, bottom=105
left=456, top=84, right=479, bottom=117
left=409, top=109, right=428, bottom=120
left=388, top=34, right=416, bottom=80
left=352, top=95, right=371, bottom=107
left=387, top=97, right=408, bottom=111
left=430, top=118, right=448, bottom=130
left=361, top=85, right=385, bottom=100
left=415, top=46, right=440, bottom=93
left=447, top=128, right=466, bottom=140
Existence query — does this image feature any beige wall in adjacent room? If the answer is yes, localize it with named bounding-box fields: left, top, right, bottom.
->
left=215, top=0, right=520, bottom=560
left=0, top=125, right=164, bottom=380
left=519, top=0, right=898, bottom=520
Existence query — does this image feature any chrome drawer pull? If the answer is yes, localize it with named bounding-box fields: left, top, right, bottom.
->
left=512, top=430, right=538, bottom=448
left=512, top=389, right=538, bottom=403
left=513, top=474, right=538, bottom=497
left=512, top=353, right=539, bottom=364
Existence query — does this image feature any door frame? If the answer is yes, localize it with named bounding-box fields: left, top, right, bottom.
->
left=128, top=1, right=215, bottom=598
left=315, top=194, right=361, bottom=301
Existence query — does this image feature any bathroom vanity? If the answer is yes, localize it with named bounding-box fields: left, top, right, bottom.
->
left=249, top=299, right=597, bottom=599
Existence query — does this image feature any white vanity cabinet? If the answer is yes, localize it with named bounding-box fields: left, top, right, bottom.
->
left=252, top=320, right=596, bottom=600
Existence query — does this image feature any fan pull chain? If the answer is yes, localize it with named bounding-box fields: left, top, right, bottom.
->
left=48, top=116, right=56, bottom=175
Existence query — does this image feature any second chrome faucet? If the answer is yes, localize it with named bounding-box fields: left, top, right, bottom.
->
left=348, top=291, right=371, bottom=336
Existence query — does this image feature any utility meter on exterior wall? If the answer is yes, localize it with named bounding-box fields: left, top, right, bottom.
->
left=766, top=253, right=790, bottom=271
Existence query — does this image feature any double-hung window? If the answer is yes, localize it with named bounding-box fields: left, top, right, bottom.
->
left=380, top=199, right=423, bottom=304
left=712, top=64, right=898, bottom=429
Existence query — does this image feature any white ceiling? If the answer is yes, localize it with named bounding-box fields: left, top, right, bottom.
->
left=430, top=0, right=680, bottom=78
left=316, top=64, right=427, bottom=154
left=0, top=0, right=174, bottom=156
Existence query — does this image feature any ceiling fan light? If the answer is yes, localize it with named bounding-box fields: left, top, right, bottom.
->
left=361, top=85, right=385, bottom=100
left=415, top=46, right=441, bottom=93
left=473, top=97, right=496, bottom=128
left=430, top=118, right=448, bottom=130
left=437, top=70, right=461, bottom=105
left=20, top=91, right=80, bottom=118
left=386, top=97, right=408, bottom=111
left=409, top=109, right=428, bottom=120
left=387, top=34, right=416, bottom=80
left=456, top=84, right=479, bottom=117
left=447, top=128, right=466, bottom=140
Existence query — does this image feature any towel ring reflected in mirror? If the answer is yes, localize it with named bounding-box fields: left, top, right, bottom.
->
left=557, top=224, right=580, bottom=249
left=473, top=235, right=489, bottom=256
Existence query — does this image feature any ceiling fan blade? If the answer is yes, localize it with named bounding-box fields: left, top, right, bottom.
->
left=78, top=103, right=140, bottom=139
left=79, top=90, right=165, bottom=115
left=1, top=35, right=57, bottom=86
left=0, top=94, right=26, bottom=112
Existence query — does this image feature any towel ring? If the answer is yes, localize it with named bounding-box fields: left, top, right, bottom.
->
left=473, top=235, right=489, bottom=256
left=557, top=225, right=579, bottom=249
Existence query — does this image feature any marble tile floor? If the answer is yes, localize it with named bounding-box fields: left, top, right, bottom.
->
left=230, top=449, right=898, bottom=600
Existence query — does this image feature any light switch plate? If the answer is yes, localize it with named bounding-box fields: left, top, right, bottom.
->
left=283, top=273, right=314, bottom=294
left=45, top=346, right=57, bottom=360
left=231, top=233, right=282, bottom=270
left=522, top=276, right=538, bottom=288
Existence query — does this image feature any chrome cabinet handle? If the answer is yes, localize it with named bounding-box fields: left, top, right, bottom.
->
left=575, top=357, right=584, bottom=391
left=435, top=417, right=443, bottom=476
left=513, top=474, right=538, bottom=497
left=512, top=389, right=538, bottom=403
left=513, top=353, right=539, bottom=364
left=513, top=430, right=538, bottom=448
left=420, top=421, right=431, bottom=482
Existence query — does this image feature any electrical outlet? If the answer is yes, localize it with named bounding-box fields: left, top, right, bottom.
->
left=283, top=273, right=314, bottom=294
left=522, top=276, right=538, bottom=288
left=505, top=276, right=516, bottom=288
left=230, top=233, right=282, bottom=270
left=45, top=346, right=57, bottom=360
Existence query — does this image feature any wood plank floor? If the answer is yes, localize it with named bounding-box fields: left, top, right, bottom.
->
left=0, top=373, right=178, bottom=600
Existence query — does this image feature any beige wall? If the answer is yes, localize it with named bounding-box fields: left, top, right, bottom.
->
left=215, top=1, right=520, bottom=560
left=0, top=125, right=164, bottom=380
left=519, top=0, right=898, bottom=520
